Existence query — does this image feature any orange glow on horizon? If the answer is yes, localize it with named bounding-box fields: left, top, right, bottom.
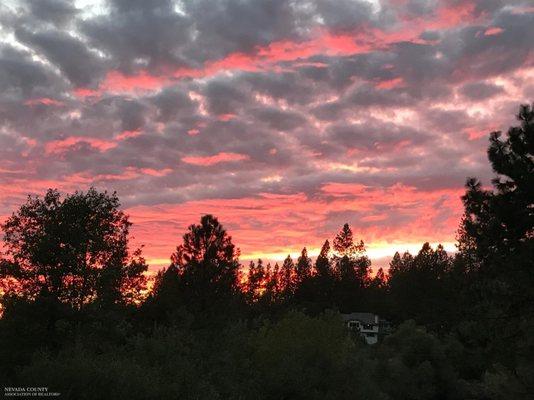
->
left=126, top=182, right=463, bottom=272
left=144, top=241, right=457, bottom=272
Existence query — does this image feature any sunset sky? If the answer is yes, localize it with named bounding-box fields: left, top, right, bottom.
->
left=0, top=0, right=532, bottom=270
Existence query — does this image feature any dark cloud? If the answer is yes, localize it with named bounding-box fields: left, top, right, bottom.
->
left=116, top=99, right=147, bottom=131
left=460, top=81, right=504, bottom=100
left=404, top=0, right=438, bottom=17
left=0, top=0, right=530, bottom=219
left=183, top=0, right=313, bottom=59
left=203, top=78, right=251, bottom=116
left=150, top=86, right=198, bottom=122
left=423, top=109, right=471, bottom=133
left=80, top=0, right=192, bottom=73
left=25, top=0, right=77, bottom=27
left=326, top=120, right=431, bottom=151
left=252, top=107, right=306, bottom=131
left=419, top=30, right=441, bottom=42
left=242, top=71, right=316, bottom=105
left=0, top=44, right=59, bottom=97
left=312, top=0, right=377, bottom=31
left=15, top=27, right=106, bottom=87
left=442, top=11, right=534, bottom=81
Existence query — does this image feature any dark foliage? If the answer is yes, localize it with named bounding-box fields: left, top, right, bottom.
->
left=0, top=188, right=147, bottom=310
left=456, top=103, right=534, bottom=397
left=144, top=214, right=243, bottom=321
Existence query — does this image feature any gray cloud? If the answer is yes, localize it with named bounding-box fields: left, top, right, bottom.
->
left=25, top=0, right=77, bottom=27
left=460, top=81, right=505, bottom=100
left=0, top=0, right=530, bottom=224
left=15, top=27, right=107, bottom=87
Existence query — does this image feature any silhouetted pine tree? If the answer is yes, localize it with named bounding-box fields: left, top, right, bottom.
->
left=167, top=214, right=242, bottom=313
left=314, top=240, right=332, bottom=278
left=246, top=259, right=266, bottom=303
left=295, top=247, right=312, bottom=284
left=388, top=243, right=456, bottom=330
left=280, top=255, right=295, bottom=298
left=332, top=223, right=371, bottom=287
left=457, top=103, right=534, bottom=394
left=330, top=223, right=371, bottom=311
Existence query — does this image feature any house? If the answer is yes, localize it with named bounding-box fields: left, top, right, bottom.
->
left=341, top=312, right=391, bottom=344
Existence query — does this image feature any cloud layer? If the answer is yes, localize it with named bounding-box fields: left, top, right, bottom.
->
left=0, top=0, right=532, bottom=268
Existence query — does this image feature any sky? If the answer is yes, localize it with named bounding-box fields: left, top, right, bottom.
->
left=0, top=0, right=532, bottom=271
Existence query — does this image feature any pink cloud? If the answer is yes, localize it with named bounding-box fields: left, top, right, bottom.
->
left=484, top=27, right=504, bottom=36
left=64, top=167, right=173, bottom=184
left=70, top=2, right=486, bottom=100
left=70, top=30, right=396, bottom=98
left=217, top=114, right=237, bottom=121
left=138, top=168, right=173, bottom=177
left=73, top=88, right=99, bottom=98
left=45, top=137, right=117, bottom=155
left=375, top=77, right=404, bottom=89
left=182, top=152, right=250, bottom=166
left=73, top=71, right=173, bottom=98
left=68, top=0, right=501, bottom=103
left=102, top=70, right=172, bottom=92
left=24, top=98, right=64, bottom=106
left=115, top=130, right=141, bottom=140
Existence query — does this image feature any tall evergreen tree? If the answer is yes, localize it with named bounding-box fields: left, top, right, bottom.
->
left=280, top=255, right=295, bottom=296
left=295, top=247, right=312, bottom=284
left=314, top=240, right=332, bottom=278
left=270, top=262, right=282, bottom=300
left=144, top=264, right=182, bottom=320
left=246, top=259, right=266, bottom=303
left=309, top=240, right=335, bottom=308
left=458, top=104, right=534, bottom=393
left=460, top=103, right=534, bottom=305
left=388, top=243, right=458, bottom=330
left=330, top=223, right=371, bottom=311
left=167, top=214, right=241, bottom=312
left=370, top=268, right=387, bottom=289
left=333, top=223, right=361, bottom=258
left=332, top=223, right=370, bottom=286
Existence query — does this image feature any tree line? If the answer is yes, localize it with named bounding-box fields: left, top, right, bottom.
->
left=0, top=103, right=532, bottom=399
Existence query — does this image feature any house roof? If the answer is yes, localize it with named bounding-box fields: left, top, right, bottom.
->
left=340, top=312, right=377, bottom=324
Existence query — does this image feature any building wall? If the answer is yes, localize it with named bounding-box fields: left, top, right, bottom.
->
left=347, top=320, right=379, bottom=344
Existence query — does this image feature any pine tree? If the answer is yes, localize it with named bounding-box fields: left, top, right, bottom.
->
left=272, top=262, right=282, bottom=298
left=246, top=259, right=266, bottom=303
left=458, top=104, right=534, bottom=390
left=295, top=247, right=312, bottom=284
left=332, top=223, right=370, bottom=286
left=461, top=104, right=533, bottom=270
left=371, top=268, right=387, bottom=289
left=168, top=214, right=241, bottom=311
left=388, top=243, right=455, bottom=329
left=280, top=255, right=295, bottom=296
left=315, top=240, right=332, bottom=278
left=333, top=223, right=355, bottom=257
